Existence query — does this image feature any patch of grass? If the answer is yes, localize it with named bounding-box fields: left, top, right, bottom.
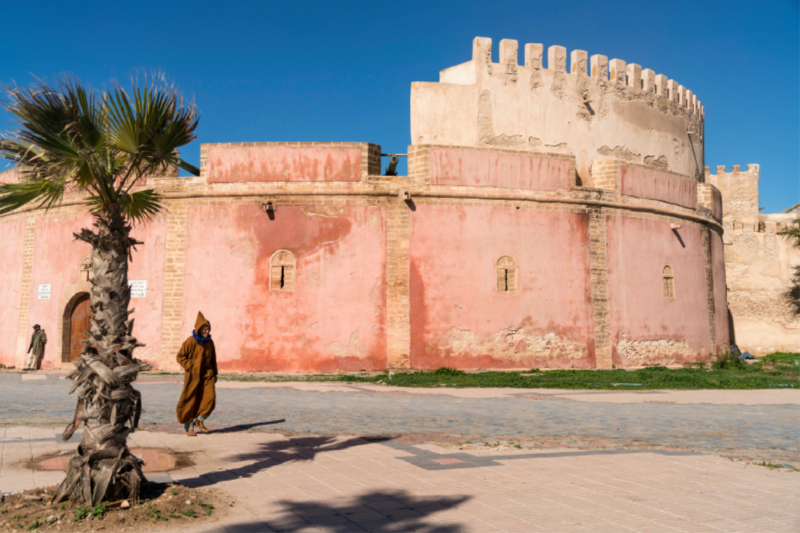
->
left=171, top=488, right=178, bottom=496
left=89, top=502, right=109, bottom=520
left=431, top=367, right=467, bottom=377
left=58, top=503, right=66, bottom=511
left=322, top=353, right=800, bottom=390
left=73, top=506, right=90, bottom=522
left=756, top=461, right=792, bottom=469
left=12, top=514, right=27, bottom=520
left=145, top=505, right=167, bottom=522
left=26, top=519, right=42, bottom=531
left=169, top=512, right=182, bottom=519
left=199, top=500, right=214, bottom=516
left=762, top=352, right=800, bottom=366
left=181, top=509, right=198, bottom=518
left=713, top=352, right=745, bottom=370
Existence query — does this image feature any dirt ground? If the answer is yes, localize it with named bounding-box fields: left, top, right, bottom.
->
left=0, top=482, right=229, bottom=532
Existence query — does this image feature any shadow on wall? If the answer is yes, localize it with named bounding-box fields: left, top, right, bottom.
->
left=178, top=435, right=390, bottom=488
left=224, top=489, right=470, bottom=532
left=787, top=266, right=800, bottom=317
left=727, top=309, right=736, bottom=346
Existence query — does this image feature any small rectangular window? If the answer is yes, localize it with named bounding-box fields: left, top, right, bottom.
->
left=496, top=256, right=518, bottom=293
left=663, top=266, right=675, bottom=299
left=663, top=277, right=674, bottom=299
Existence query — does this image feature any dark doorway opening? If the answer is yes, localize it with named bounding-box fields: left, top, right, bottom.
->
left=64, top=293, right=92, bottom=363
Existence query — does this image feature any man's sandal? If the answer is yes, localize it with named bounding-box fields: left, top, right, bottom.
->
left=195, top=419, right=209, bottom=433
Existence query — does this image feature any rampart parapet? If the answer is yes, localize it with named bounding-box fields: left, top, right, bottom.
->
left=411, top=37, right=705, bottom=185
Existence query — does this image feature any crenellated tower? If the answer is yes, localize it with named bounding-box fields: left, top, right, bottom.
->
left=411, top=37, right=705, bottom=184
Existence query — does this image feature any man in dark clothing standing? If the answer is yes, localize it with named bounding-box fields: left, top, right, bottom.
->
left=24, top=324, right=47, bottom=371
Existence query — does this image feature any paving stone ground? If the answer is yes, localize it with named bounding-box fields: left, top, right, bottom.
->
left=0, top=373, right=798, bottom=532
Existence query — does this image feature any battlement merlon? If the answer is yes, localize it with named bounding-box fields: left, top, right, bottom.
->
left=438, top=38, right=703, bottom=114
left=413, top=37, right=705, bottom=183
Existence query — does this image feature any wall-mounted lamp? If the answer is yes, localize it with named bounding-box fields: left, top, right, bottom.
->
left=399, top=189, right=411, bottom=201
left=262, top=202, right=275, bottom=220
left=670, top=223, right=682, bottom=229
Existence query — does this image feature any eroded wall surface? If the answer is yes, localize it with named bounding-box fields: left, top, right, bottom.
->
left=179, top=204, right=387, bottom=372
left=0, top=219, right=26, bottom=366
left=411, top=37, right=705, bottom=184
left=606, top=216, right=712, bottom=366
left=409, top=205, right=594, bottom=369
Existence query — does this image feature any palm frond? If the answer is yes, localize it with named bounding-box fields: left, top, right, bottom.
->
left=780, top=217, right=800, bottom=248
left=1, top=73, right=199, bottom=216
left=118, top=189, right=164, bottom=224
left=107, top=74, right=199, bottom=178
left=0, top=176, right=68, bottom=214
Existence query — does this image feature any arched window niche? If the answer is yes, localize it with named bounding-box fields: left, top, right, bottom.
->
left=663, top=265, right=675, bottom=299
left=496, top=256, right=518, bottom=293
left=270, top=250, right=296, bottom=293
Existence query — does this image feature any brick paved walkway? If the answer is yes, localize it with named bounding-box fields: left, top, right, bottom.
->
left=1, top=373, right=798, bottom=532
left=2, top=375, right=798, bottom=452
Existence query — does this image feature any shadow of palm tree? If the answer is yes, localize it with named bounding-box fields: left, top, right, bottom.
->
left=179, top=435, right=391, bottom=488
left=224, top=489, right=470, bottom=532
left=208, top=419, right=286, bottom=434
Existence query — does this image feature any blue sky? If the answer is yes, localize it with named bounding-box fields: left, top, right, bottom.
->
left=1, top=0, right=797, bottom=212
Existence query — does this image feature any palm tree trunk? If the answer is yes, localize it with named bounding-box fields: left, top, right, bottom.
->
left=53, top=207, right=152, bottom=505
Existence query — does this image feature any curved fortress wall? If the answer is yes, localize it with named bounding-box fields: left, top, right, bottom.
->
left=0, top=38, right=727, bottom=372
left=0, top=144, right=726, bottom=372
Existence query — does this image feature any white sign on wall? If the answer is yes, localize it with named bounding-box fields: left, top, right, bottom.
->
left=37, top=284, right=51, bottom=300
left=128, top=280, right=147, bottom=299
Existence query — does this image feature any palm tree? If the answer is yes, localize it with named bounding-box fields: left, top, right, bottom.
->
left=781, top=217, right=800, bottom=248
left=0, top=76, right=199, bottom=505
left=780, top=217, right=800, bottom=315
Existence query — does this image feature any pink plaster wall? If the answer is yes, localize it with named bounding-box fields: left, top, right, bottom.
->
left=710, top=231, right=729, bottom=351
left=206, top=145, right=362, bottom=184
left=620, top=165, right=697, bottom=210
left=24, top=214, right=166, bottom=369
left=27, top=213, right=93, bottom=369
left=409, top=205, right=594, bottom=369
left=180, top=204, right=387, bottom=372
left=0, top=220, right=26, bottom=366
left=606, top=216, right=711, bottom=365
left=127, top=220, right=168, bottom=367
left=430, top=148, right=572, bottom=191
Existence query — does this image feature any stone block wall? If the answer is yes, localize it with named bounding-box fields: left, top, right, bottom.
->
left=708, top=165, right=800, bottom=354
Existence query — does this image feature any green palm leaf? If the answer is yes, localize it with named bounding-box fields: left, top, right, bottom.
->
left=1, top=74, right=199, bottom=217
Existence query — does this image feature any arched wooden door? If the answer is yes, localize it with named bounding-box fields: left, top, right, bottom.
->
left=68, top=294, right=92, bottom=362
